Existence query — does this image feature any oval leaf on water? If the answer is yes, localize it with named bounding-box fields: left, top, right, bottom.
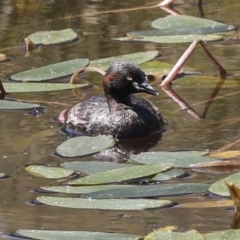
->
left=36, top=196, right=173, bottom=210
left=4, top=83, right=89, bottom=93
left=26, top=165, right=74, bottom=179
left=0, top=100, right=44, bottom=111
left=84, top=183, right=208, bottom=199
left=61, top=161, right=134, bottom=174
left=27, top=28, right=78, bottom=45
left=56, top=135, right=115, bottom=158
left=151, top=15, right=236, bottom=34
left=15, top=229, right=141, bottom=240
left=208, top=172, right=240, bottom=197
left=130, top=151, right=215, bottom=168
left=68, top=162, right=173, bottom=185
left=10, top=58, right=89, bottom=82
left=152, top=169, right=186, bottom=181
left=111, top=34, right=223, bottom=44
left=89, top=51, right=159, bottom=70
left=144, top=226, right=204, bottom=240
left=205, top=229, right=240, bottom=240
left=40, top=184, right=133, bottom=194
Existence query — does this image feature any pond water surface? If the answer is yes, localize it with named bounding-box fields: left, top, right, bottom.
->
left=1, top=0, right=240, bottom=239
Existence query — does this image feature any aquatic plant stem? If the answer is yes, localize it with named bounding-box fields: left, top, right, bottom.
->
left=160, top=40, right=227, bottom=87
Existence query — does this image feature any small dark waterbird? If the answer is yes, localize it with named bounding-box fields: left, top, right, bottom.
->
left=59, top=61, right=165, bottom=138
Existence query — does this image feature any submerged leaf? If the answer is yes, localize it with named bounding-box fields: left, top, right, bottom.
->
left=26, top=165, right=74, bottom=179
left=61, top=161, right=133, bottom=174
left=151, top=15, right=236, bottom=34
left=4, top=82, right=89, bottom=93
left=27, top=28, right=78, bottom=45
left=111, top=34, right=223, bottom=44
left=0, top=100, right=44, bottom=111
left=89, top=51, right=159, bottom=70
left=68, top=163, right=173, bottom=185
left=130, top=151, right=214, bottom=168
left=140, top=61, right=180, bottom=79
left=83, top=183, right=208, bottom=199
left=144, top=226, right=204, bottom=240
left=10, top=58, right=89, bottom=82
left=56, top=135, right=115, bottom=157
left=15, top=229, right=140, bottom=240
left=208, top=172, right=240, bottom=197
left=36, top=196, right=173, bottom=210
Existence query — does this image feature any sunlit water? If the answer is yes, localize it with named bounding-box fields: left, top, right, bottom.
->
left=1, top=0, right=240, bottom=238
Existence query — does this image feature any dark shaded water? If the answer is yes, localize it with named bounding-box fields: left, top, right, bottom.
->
left=1, top=0, right=240, bottom=238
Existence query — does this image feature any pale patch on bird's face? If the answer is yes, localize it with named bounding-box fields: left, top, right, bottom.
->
left=126, top=76, right=133, bottom=81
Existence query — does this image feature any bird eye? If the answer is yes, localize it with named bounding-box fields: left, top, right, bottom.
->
left=127, top=76, right=133, bottom=81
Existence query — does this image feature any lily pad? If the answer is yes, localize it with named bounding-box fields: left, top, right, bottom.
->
left=205, top=229, right=240, bottom=239
left=144, top=226, right=204, bottom=240
left=208, top=172, right=240, bottom=197
left=83, top=183, right=208, bottom=199
left=27, top=28, right=78, bottom=45
left=151, top=15, right=236, bottom=34
left=15, top=229, right=141, bottom=240
left=111, top=34, right=223, bottom=44
left=68, top=162, right=173, bottom=185
left=130, top=151, right=215, bottom=168
left=3, top=82, right=89, bottom=93
left=40, top=184, right=133, bottom=194
left=36, top=196, right=173, bottom=210
left=0, top=100, right=44, bottom=111
left=10, top=58, right=89, bottom=82
left=89, top=51, right=159, bottom=70
left=56, top=135, right=115, bottom=158
left=61, top=161, right=133, bottom=174
left=26, top=165, right=74, bottom=179
left=152, top=169, right=185, bottom=181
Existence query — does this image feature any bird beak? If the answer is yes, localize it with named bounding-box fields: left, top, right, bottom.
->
left=132, top=81, right=159, bottom=96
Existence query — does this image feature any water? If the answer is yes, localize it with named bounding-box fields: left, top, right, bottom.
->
left=0, top=0, right=240, bottom=238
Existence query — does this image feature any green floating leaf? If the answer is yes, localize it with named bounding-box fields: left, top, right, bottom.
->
left=10, top=58, right=89, bottom=82
left=36, top=196, right=173, bottom=210
left=68, top=163, right=173, bottom=185
left=27, top=28, right=78, bottom=45
left=151, top=15, right=236, bottom=34
left=208, top=172, right=240, bottom=197
left=0, top=100, right=44, bottom=111
left=89, top=51, right=159, bottom=70
left=56, top=135, right=115, bottom=158
left=111, top=34, right=223, bottom=44
left=26, top=165, right=74, bottom=179
left=84, top=183, right=208, bottom=199
left=61, top=161, right=134, bottom=174
left=130, top=151, right=214, bottom=168
left=205, top=229, right=240, bottom=240
left=15, top=229, right=141, bottom=240
left=4, top=82, right=89, bottom=93
left=40, top=184, right=132, bottom=194
left=152, top=169, right=185, bottom=181
left=144, top=227, right=204, bottom=240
